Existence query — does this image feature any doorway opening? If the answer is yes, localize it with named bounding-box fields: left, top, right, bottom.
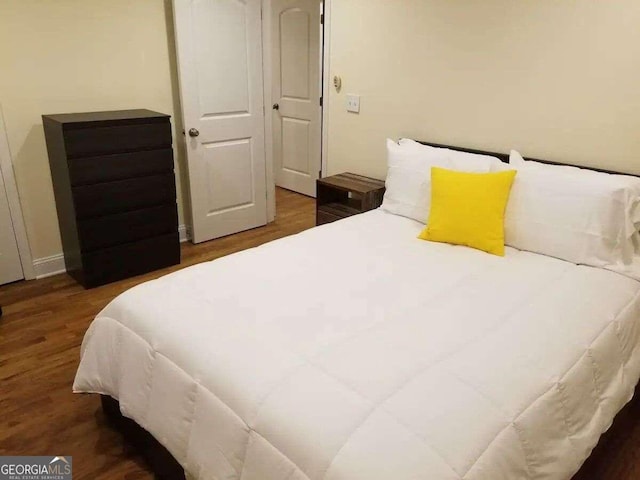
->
left=172, top=0, right=330, bottom=243
left=264, top=0, right=329, bottom=225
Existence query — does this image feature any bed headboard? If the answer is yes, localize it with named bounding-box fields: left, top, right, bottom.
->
left=417, top=140, right=638, bottom=177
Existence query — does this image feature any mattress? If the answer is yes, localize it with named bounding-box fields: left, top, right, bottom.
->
left=73, top=209, right=640, bottom=480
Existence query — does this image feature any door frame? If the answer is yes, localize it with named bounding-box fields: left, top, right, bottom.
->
left=262, top=0, right=331, bottom=221
left=0, top=105, right=34, bottom=280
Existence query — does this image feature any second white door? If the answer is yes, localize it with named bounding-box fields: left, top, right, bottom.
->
left=272, top=0, right=322, bottom=197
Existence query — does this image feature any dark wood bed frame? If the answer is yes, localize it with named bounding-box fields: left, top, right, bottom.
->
left=99, top=141, right=640, bottom=480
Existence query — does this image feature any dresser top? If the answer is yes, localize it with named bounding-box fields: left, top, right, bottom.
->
left=43, top=109, right=170, bottom=127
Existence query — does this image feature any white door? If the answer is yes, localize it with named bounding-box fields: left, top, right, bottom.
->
left=173, top=0, right=268, bottom=243
left=0, top=167, right=23, bottom=285
left=272, top=0, right=322, bottom=197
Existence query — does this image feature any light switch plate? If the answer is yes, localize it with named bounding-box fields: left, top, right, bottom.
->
left=346, top=94, right=360, bottom=113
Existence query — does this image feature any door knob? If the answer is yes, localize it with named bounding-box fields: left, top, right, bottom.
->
left=272, top=103, right=279, bottom=111
left=188, top=128, right=200, bottom=137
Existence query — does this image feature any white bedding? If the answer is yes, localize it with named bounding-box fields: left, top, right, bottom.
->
left=73, top=209, right=640, bottom=480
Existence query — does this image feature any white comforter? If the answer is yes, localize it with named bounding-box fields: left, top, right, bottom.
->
left=74, top=209, right=640, bottom=480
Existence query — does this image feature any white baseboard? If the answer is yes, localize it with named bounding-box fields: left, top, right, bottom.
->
left=33, top=253, right=66, bottom=279
left=32, top=225, right=191, bottom=279
left=179, top=224, right=191, bottom=243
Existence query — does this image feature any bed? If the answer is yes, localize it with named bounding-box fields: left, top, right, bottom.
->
left=73, top=143, right=640, bottom=480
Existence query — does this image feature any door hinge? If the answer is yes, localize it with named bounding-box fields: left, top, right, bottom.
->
left=319, top=96, right=323, bottom=107
left=321, top=13, right=324, bottom=25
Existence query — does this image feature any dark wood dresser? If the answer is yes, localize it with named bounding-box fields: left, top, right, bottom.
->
left=43, top=109, right=180, bottom=288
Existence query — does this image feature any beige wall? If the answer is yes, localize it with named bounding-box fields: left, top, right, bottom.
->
left=0, top=0, right=187, bottom=260
left=326, top=0, right=640, bottom=180
left=3, top=1, right=639, bottom=260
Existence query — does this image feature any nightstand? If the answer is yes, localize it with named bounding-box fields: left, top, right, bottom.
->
left=316, top=173, right=386, bottom=226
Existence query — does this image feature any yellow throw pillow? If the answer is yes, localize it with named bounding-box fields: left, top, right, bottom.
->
left=418, top=167, right=517, bottom=256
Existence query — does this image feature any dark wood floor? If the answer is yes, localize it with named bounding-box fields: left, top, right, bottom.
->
left=1, top=187, right=640, bottom=479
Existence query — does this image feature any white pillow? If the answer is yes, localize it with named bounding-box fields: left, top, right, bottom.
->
left=506, top=150, right=640, bottom=279
left=381, top=139, right=503, bottom=223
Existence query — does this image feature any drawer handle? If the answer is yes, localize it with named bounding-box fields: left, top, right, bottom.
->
left=188, top=128, right=200, bottom=138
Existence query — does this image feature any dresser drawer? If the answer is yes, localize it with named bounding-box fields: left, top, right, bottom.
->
left=82, top=233, right=180, bottom=288
left=69, top=148, right=174, bottom=186
left=64, top=121, right=172, bottom=158
left=73, top=174, right=176, bottom=218
left=77, top=204, right=178, bottom=252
